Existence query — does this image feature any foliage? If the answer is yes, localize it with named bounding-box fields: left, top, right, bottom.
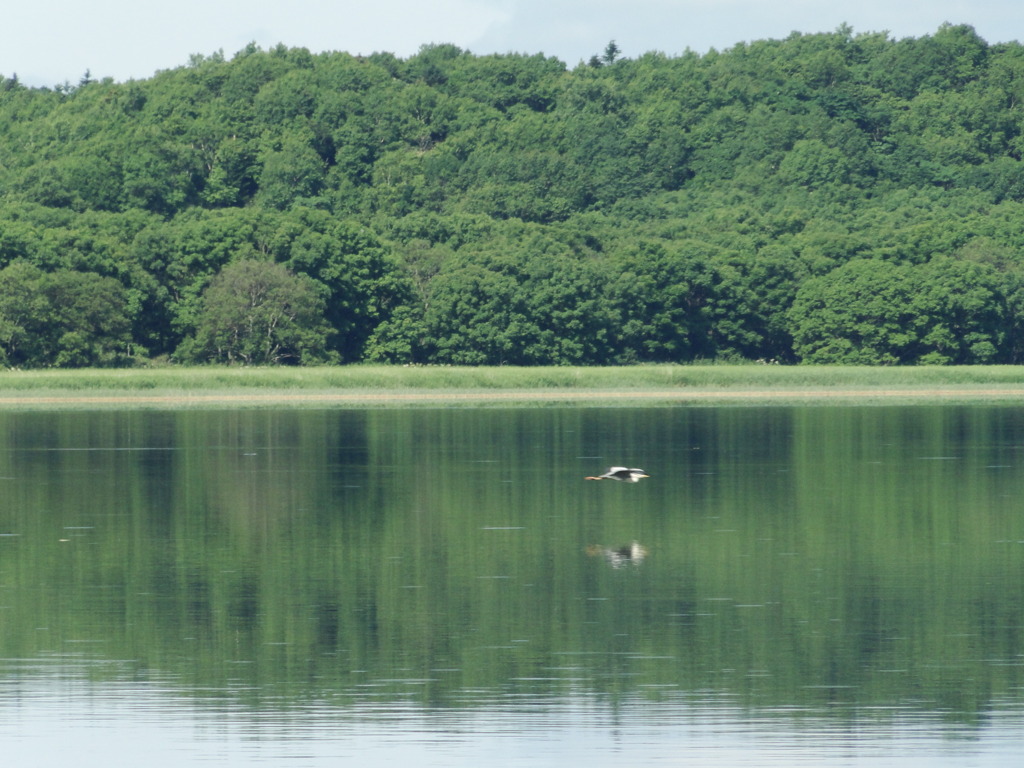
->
left=790, top=256, right=1005, bottom=364
left=5, top=26, right=1024, bottom=365
left=179, top=259, right=335, bottom=365
left=0, top=262, right=132, bottom=366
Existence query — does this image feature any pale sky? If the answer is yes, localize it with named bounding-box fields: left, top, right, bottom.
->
left=4, top=0, right=1024, bottom=87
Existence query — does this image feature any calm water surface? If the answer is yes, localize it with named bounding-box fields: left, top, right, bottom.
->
left=1, top=406, right=1022, bottom=766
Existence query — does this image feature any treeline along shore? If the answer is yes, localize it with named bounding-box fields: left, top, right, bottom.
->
left=4, top=25, right=1024, bottom=368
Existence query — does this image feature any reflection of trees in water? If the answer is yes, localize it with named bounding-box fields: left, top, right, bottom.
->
left=3, top=406, right=1023, bottom=723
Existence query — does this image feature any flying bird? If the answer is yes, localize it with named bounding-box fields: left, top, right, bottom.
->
left=585, top=466, right=650, bottom=483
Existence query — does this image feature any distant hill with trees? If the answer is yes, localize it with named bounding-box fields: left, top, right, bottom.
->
left=3, top=23, right=1024, bottom=366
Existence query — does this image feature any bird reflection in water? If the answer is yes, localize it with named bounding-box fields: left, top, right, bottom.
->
left=586, top=541, right=648, bottom=568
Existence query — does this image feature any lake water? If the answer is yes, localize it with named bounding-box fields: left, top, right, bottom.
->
left=1, top=405, right=1022, bottom=766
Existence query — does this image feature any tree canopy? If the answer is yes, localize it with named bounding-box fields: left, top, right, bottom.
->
left=4, top=26, right=1024, bottom=366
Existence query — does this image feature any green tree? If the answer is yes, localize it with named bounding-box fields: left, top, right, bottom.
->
left=268, top=208, right=414, bottom=362
left=608, top=241, right=716, bottom=362
left=788, top=257, right=1005, bottom=364
left=0, top=262, right=133, bottom=367
left=909, top=255, right=1005, bottom=363
left=788, top=259, right=922, bottom=364
left=0, top=262, right=50, bottom=365
left=602, top=41, right=621, bottom=66
left=255, top=126, right=327, bottom=209
left=180, top=259, right=335, bottom=365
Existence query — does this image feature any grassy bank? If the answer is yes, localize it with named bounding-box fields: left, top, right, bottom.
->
left=0, top=365, right=1024, bottom=409
left=5, top=363, right=1024, bottom=390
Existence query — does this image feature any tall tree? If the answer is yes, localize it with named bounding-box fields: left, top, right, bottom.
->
left=0, top=262, right=133, bottom=367
left=180, top=259, right=334, bottom=365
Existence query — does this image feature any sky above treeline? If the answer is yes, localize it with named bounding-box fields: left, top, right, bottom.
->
left=5, top=0, right=1024, bottom=88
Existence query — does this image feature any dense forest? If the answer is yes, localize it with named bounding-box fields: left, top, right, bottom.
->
left=3, top=23, right=1024, bottom=367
